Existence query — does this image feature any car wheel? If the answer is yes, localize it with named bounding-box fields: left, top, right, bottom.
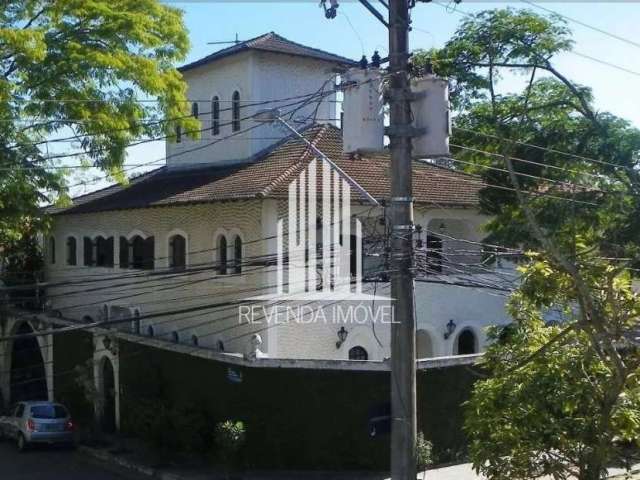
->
left=16, top=433, right=28, bottom=452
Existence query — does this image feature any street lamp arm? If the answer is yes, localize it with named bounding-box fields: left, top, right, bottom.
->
left=275, top=116, right=381, bottom=207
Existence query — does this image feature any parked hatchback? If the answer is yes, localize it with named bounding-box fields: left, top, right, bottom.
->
left=0, top=401, right=75, bottom=451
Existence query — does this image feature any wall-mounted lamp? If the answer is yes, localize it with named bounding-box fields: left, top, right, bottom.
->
left=439, top=222, right=446, bottom=233
left=443, top=319, right=457, bottom=340
left=336, top=326, right=349, bottom=349
left=102, top=336, right=117, bottom=355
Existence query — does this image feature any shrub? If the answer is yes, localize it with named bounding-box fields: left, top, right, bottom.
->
left=416, top=432, right=433, bottom=471
left=214, top=420, right=246, bottom=466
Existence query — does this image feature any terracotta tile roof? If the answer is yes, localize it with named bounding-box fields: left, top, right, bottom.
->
left=52, top=125, right=481, bottom=216
left=178, top=32, right=357, bottom=73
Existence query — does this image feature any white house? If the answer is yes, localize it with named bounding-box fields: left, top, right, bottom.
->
left=1, top=33, right=514, bottom=421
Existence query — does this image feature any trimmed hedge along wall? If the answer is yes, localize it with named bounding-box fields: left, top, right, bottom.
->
left=54, top=338, right=476, bottom=470
left=52, top=330, right=95, bottom=426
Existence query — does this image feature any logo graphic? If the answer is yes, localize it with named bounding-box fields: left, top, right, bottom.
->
left=239, top=158, right=393, bottom=327
left=249, top=158, right=390, bottom=302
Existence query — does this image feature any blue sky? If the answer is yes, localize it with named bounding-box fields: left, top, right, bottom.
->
left=67, top=1, right=640, bottom=196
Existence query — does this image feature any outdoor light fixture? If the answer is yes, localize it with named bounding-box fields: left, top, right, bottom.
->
left=253, top=108, right=379, bottom=206
left=443, top=319, right=457, bottom=340
left=439, top=221, right=446, bottom=232
left=336, top=326, right=349, bottom=349
left=102, top=336, right=117, bottom=355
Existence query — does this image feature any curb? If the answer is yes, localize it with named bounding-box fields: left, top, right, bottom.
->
left=78, top=445, right=184, bottom=480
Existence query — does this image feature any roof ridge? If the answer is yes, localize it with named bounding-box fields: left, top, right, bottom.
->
left=259, top=125, right=328, bottom=197
left=179, top=32, right=356, bottom=73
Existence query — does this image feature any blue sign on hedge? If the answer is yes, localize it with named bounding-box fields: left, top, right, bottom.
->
left=227, top=367, right=243, bottom=383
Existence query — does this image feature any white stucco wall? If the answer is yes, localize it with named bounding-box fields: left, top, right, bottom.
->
left=257, top=202, right=514, bottom=361
left=166, top=51, right=337, bottom=168
left=46, top=201, right=270, bottom=356
left=46, top=197, right=515, bottom=363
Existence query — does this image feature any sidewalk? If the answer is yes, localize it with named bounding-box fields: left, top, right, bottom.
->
left=79, top=442, right=640, bottom=480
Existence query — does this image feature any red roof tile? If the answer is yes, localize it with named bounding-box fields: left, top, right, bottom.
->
left=53, top=125, right=481, bottom=215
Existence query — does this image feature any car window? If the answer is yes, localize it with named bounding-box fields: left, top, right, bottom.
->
left=30, top=405, right=68, bottom=419
left=15, top=404, right=24, bottom=417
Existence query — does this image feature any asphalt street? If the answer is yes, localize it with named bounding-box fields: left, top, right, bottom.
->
left=0, top=440, right=140, bottom=480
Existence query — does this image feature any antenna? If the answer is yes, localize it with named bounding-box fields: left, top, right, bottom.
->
left=207, top=33, right=243, bottom=46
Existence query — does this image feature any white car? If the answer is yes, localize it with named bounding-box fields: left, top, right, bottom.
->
left=0, top=401, right=75, bottom=451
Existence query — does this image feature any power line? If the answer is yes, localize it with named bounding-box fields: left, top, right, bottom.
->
left=449, top=145, right=603, bottom=194
left=2, top=281, right=390, bottom=391
left=519, top=0, right=640, bottom=51
left=7, top=88, right=340, bottom=153
left=430, top=1, right=640, bottom=80
left=570, top=50, right=640, bottom=78
left=415, top=160, right=599, bottom=207
left=452, top=126, right=635, bottom=174
left=58, top=96, right=322, bottom=193
left=35, top=94, right=328, bottom=163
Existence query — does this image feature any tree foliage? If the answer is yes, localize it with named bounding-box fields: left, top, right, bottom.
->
left=412, top=8, right=640, bottom=479
left=415, top=8, right=640, bottom=260
left=1, top=0, right=199, bottom=246
left=467, top=260, right=640, bottom=480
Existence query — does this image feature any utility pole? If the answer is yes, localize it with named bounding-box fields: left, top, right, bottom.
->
left=322, top=1, right=420, bottom=476
left=387, top=0, right=417, bottom=479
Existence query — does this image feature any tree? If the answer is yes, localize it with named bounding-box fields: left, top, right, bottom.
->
left=413, top=8, right=640, bottom=479
left=0, top=0, right=199, bottom=247
left=466, top=259, right=640, bottom=480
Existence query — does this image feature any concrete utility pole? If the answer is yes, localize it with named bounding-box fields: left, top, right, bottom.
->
left=387, top=0, right=417, bottom=479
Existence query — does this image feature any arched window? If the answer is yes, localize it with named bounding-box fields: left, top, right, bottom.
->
left=95, top=236, right=114, bottom=267
left=171, top=331, right=179, bottom=343
left=66, top=237, right=76, bottom=266
left=120, top=235, right=154, bottom=270
left=191, top=102, right=199, bottom=118
left=133, top=236, right=154, bottom=270
left=426, top=234, right=443, bottom=273
left=176, top=125, right=182, bottom=143
left=191, top=334, right=199, bottom=346
left=348, top=346, right=368, bottom=361
left=49, top=236, right=56, bottom=264
left=233, top=235, right=242, bottom=274
left=169, top=234, right=186, bottom=270
left=232, top=91, right=241, bottom=132
left=147, top=325, right=155, bottom=337
left=456, top=329, right=477, bottom=355
left=119, top=236, right=129, bottom=268
left=217, top=235, right=228, bottom=275
left=83, top=236, right=93, bottom=266
left=211, top=96, right=220, bottom=136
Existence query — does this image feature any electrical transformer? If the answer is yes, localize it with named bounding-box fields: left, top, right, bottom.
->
left=411, top=75, right=451, bottom=158
left=341, top=67, right=385, bottom=154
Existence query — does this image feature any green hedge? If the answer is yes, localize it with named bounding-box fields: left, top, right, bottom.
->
left=52, top=330, right=94, bottom=427
left=52, top=334, right=477, bottom=469
left=117, top=340, right=477, bottom=470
